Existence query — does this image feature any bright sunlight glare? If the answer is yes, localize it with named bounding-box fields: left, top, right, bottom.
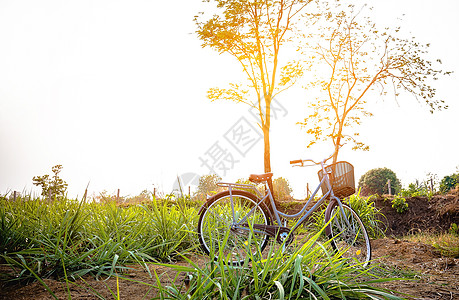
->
left=0, top=0, right=458, bottom=199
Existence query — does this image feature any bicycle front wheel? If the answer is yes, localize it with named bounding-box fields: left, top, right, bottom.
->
left=197, top=190, right=271, bottom=265
left=325, top=201, right=371, bottom=267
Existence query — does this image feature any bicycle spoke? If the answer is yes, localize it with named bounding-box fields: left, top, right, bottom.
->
left=329, top=203, right=371, bottom=267
left=198, top=191, right=270, bottom=265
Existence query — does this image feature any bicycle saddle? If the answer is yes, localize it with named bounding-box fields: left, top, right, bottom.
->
left=249, top=172, right=273, bottom=183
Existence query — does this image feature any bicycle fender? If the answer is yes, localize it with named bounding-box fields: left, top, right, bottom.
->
left=324, top=198, right=339, bottom=237
left=197, top=190, right=273, bottom=222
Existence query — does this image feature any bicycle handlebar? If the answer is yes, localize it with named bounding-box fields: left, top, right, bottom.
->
left=289, top=158, right=324, bottom=167
left=289, top=159, right=303, bottom=165
left=290, top=144, right=345, bottom=167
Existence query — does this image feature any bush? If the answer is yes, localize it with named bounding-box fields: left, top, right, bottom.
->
left=195, top=174, right=222, bottom=199
left=400, top=181, right=433, bottom=199
left=450, top=223, right=459, bottom=236
left=273, top=177, right=293, bottom=201
left=358, top=167, right=401, bottom=196
left=391, top=195, right=408, bottom=214
left=232, top=177, right=293, bottom=201
left=439, top=173, right=459, bottom=194
left=32, top=165, right=68, bottom=200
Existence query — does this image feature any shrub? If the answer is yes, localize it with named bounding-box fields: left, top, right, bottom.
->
left=358, top=167, right=401, bottom=196
left=439, top=173, right=459, bottom=194
left=124, top=189, right=152, bottom=204
left=32, top=165, right=68, bottom=200
left=234, top=178, right=263, bottom=197
left=400, top=181, right=433, bottom=199
left=391, top=195, right=408, bottom=214
left=232, top=177, right=293, bottom=200
left=273, top=177, right=293, bottom=201
left=195, top=174, right=222, bottom=198
left=450, top=223, right=459, bottom=236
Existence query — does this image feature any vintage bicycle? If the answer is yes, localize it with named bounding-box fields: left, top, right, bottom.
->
left=197, top=153, right=371, bottom=266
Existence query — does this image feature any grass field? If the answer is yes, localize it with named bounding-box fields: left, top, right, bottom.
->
left=1, top=193, right=457, bottom=299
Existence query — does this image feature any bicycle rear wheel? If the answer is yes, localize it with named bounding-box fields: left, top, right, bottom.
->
left=325, top=201, right=371, bottom=267
left=197, top=190, right=271, bottom=265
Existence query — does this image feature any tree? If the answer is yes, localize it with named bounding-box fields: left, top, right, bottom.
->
left=273, top=177, right=293, bottom=201
left=358, top=167, right=401, bottom=196
left=33, top=165, right=68, bottom=200
left=299, top=3, right=451, bottom=163
left=235, top=177, right=262, bottom=197
left=125, top=190, right=152, bottom=204
left=439, top=173, right=459, bottom=194
left=194, top=0, right=312, bottom=179
left=234, top=176, right=292, bottom=200
left=196, top=174, right=222, bottom=198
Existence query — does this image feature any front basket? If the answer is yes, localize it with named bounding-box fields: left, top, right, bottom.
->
left=317, top=161, right=355, bottom=198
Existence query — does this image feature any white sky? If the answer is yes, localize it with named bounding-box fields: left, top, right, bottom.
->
left=1, top=0, right=458, bottom=199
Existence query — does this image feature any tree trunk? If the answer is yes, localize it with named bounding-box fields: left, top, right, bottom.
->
left=332, top=138, right=340, bottom=165
left=263, top=124, right=277, bottom=210
left=262, top=99, right=277, bottom=208
left=263, top=93, right=272, bottom=173
left=263, top=125, right=271, bottom=174
left=332, top=122, right=344, bottom=165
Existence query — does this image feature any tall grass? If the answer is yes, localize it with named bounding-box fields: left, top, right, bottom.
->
left=1, top=193, right=409, bottom=299
left=155, top=226, right=405, bottom=299
left=311, top=191, right=386, bottom=239
left=0, top=194, right=198, bottom=283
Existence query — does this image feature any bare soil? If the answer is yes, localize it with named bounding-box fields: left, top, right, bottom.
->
left=373, top=193, right=459, bottom=237
left=1, top=193, right=458, bottom=300
left=372, top=237, right=459, bottom=300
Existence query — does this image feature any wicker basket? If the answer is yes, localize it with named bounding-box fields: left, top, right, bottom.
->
left=317, top=161, right=355, bottom=198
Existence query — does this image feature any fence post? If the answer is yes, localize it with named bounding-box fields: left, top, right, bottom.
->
left=387, top=179, right=391, bottom=196
left=116, top=189, right=120, bottom=202
left=13, top=191, right=17, bottom=201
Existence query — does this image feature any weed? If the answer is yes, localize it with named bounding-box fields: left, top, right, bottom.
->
left=406, top=232, right=459, bottom=258
left=450, top=223, right=458, bottom=236
left=391, top=195, right=408, bottom=214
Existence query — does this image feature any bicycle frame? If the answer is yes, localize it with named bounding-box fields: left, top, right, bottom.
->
left=217, top=160, right=352, bottom=237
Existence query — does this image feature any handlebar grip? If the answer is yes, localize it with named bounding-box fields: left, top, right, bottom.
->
left=290, top=160, right=302, bottom=165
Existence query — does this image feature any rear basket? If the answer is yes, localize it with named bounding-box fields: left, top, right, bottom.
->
left=317, top=161, right=355, bottom=198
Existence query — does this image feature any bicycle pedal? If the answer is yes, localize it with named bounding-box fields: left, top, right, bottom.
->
left=242, top=224, right=294, bottom=245
left=277, top=229, right=294, bottom=245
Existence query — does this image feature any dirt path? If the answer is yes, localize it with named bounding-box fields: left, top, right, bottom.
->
left=371, top=238, right=459, bottom=300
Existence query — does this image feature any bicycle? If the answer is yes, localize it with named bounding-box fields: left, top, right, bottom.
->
left=197, top=153, right=372, bottom=267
